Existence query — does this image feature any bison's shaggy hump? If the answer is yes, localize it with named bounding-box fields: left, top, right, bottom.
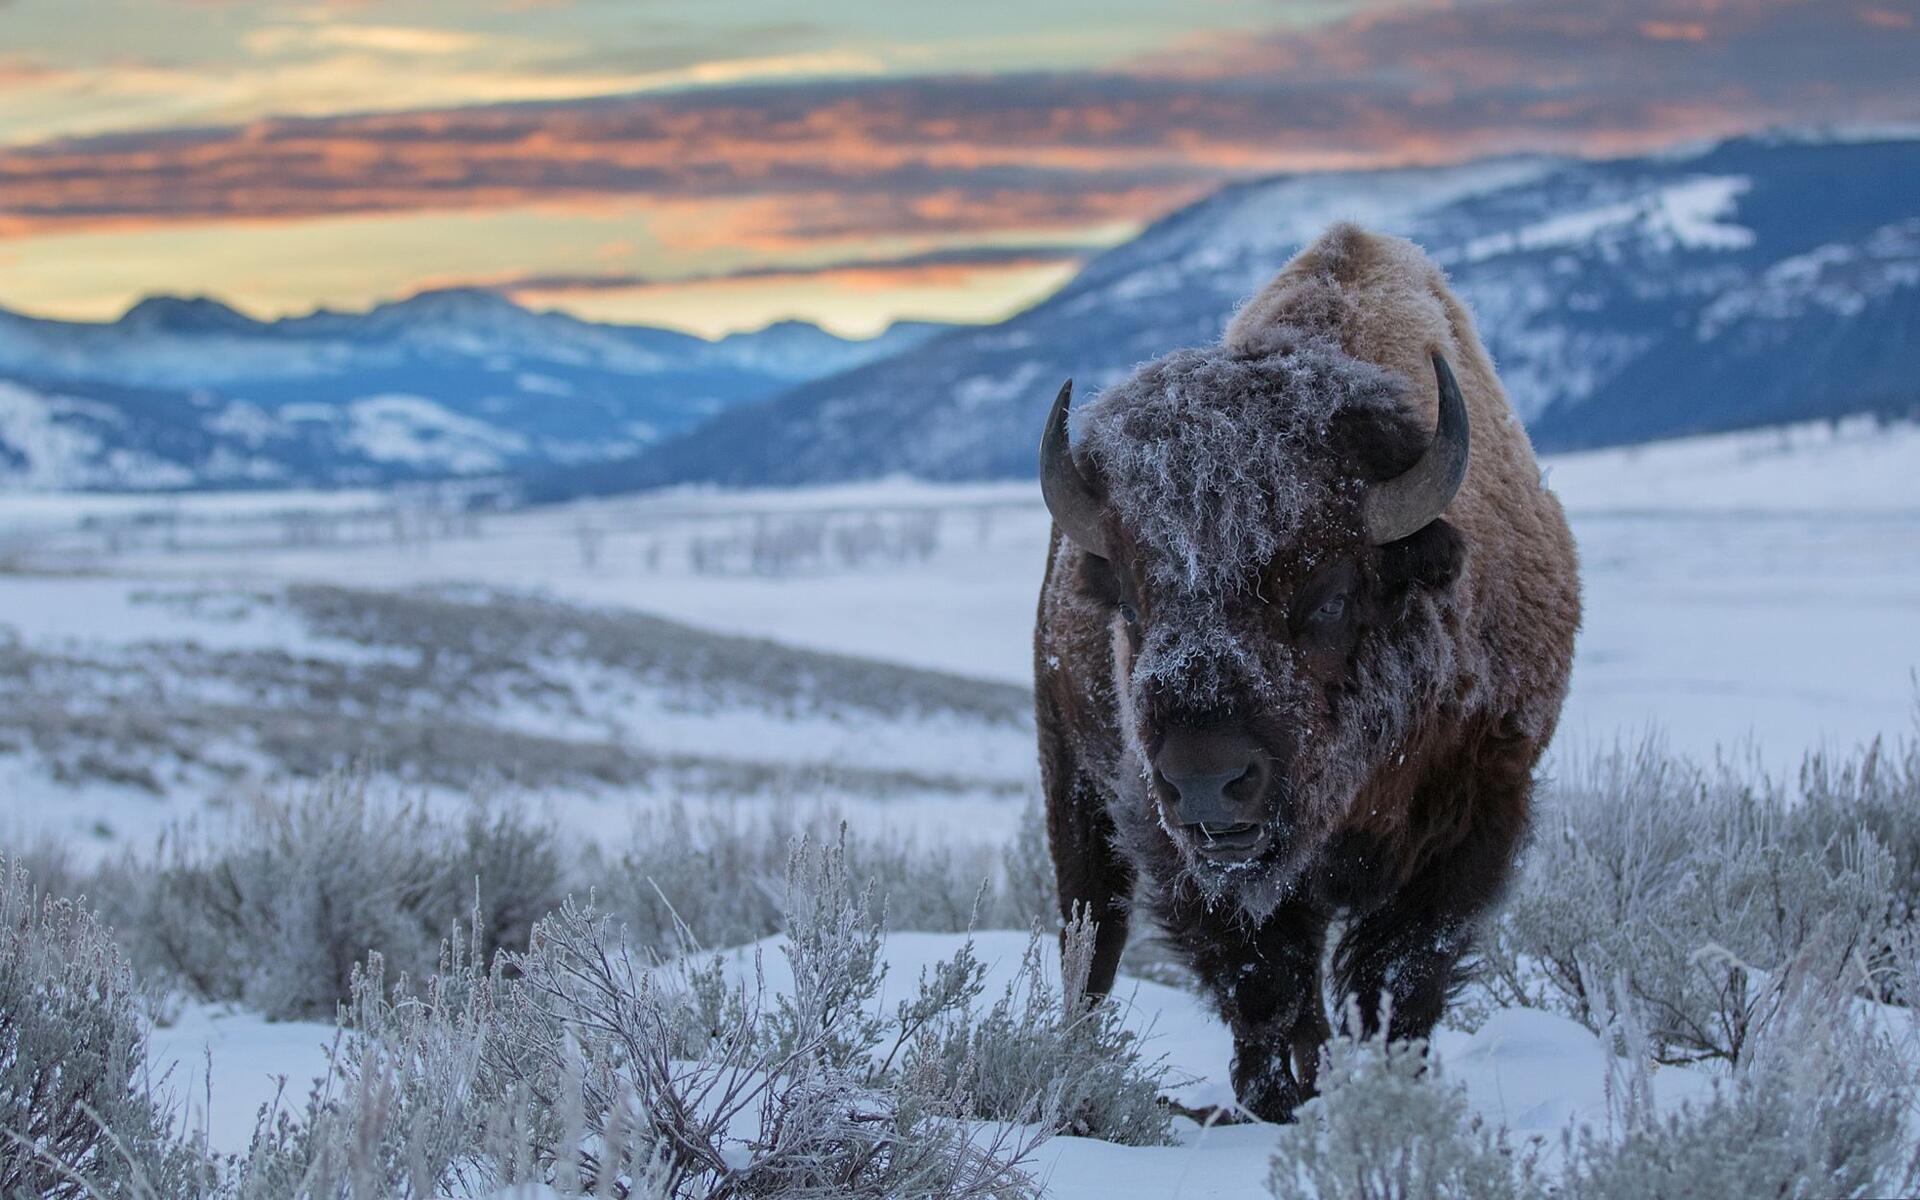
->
left=1074, top=329, right=1408, bottom=594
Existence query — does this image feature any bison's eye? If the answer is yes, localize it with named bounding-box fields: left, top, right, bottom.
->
left=1289, top=562, right=1360, bottom=639
left=1117, top=602, right=1140, bottom=627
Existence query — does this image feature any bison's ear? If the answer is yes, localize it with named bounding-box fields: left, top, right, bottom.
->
left=1380, top=517, right=1463, bottom=593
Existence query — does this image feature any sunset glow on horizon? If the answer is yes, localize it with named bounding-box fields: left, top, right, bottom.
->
left=2, top=0, right=1914, bottom=337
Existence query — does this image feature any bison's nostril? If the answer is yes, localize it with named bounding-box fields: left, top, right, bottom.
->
left=1225, top=759, right=1268, bottom=804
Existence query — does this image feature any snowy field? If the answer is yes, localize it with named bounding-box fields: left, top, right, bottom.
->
left=4, top=416, right=1919, bottom=1196
left=5, top=416, right=1914, bottom=807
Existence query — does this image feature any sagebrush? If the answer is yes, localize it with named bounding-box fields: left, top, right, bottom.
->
left=218, top=834, right=1158, bottom=1198
left=0, top=855, right=206, bottom=1199
left=90, top=779, right=1054, bottom=1022
left=1475, top=740, right=1897, bottom=1064
left=103, top=777, right=564, bottom=1021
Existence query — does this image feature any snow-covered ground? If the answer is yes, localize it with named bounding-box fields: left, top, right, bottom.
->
left=0, top=572, right=1036, bottom=855
left=0, top=484, right=389, bottom=533
left=7, top=416, right=1919, bottom=1197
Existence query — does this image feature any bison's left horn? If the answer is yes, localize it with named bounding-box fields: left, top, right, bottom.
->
left=1363, top=352, right=1471, bottom=545
left=1039, top=379, right=1113, bottom=559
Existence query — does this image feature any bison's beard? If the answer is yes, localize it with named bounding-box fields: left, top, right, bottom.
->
left=1100, top=698, right=1383, bottom=923
left=1111, top=589, right=1466, bottom=922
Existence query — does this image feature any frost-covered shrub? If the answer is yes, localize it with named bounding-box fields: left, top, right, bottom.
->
left=755, top=832, right=892, bottom=1071
left=1268, top=1034, right=1539, bottom=1200
left=1479, top=742, right=1893, bottom=1063
left=605, top=802, right=1053, bottom=956
left=999, top=799, right=1057, bottom=936
left=116, top=775, right=569, bottom=1020
left=426, top=799, right=569, bottom=968
left=0, top=856, right=208, bottom=1199
left=230, top=837, right=1081, bottom=1198
left=607, top=805, right=852, bottom=953
left=1560, top=1066, right=1918, bottom=1200
left=218, top=926, right=502, bottom=1200
left=848, top=809, right=1046, bottom=935
left=1557, top=965, right=1920, bottom=1200
left=1269, top=986, right=1919, bottom=1200
left=908, top=914, right=1169, bottom=1145
left=124, top=776, right=448, bottom=1019
left=108, top=777, right=1047, bottom=1023
left=0, top=834, right=86, bottom=910
left=1796, top=736, right=1920, bottom=921
left=487, top=898, right=1043, bottom=1198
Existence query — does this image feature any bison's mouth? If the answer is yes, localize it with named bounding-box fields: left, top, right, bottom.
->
left=1192, top=821, right=1268, bottom=862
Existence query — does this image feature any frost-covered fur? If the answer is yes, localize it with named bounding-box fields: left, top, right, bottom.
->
left=1075, top=332, right=1404, bottom=594
left=1035, top=223, right=1581, bottom=1121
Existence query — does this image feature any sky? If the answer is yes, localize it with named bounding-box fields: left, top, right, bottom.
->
left=0, top=0, right=1914, bottom=338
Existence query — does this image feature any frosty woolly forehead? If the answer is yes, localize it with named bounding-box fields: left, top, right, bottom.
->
left=1070, top=327, right=1413, bottom=594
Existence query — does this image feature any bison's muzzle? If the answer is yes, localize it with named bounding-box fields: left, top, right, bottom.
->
left=1151, top=727, right=1277, bottom=861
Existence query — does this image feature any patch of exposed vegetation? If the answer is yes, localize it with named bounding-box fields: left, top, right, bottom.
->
left=284, top=584, right=1029, bottom=725
left=0, top=584, right=1032, bottom=803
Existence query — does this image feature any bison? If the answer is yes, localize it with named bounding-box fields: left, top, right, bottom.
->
left=1033, top=224, right=1581, bottom=1121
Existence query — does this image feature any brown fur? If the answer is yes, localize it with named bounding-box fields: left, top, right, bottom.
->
left=1034, top=224, right=1580, bottom=1121
left=1224, top=223, right=1581, bottom=748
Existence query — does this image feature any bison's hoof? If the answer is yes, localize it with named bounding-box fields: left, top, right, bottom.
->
left=1231, top=1050, right=1306, bottom=1123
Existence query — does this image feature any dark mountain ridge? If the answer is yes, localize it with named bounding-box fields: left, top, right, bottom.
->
left=555, top=135, right=1919, bottom=497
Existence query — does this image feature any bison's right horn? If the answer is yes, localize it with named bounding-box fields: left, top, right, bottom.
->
left=1040, top=379, right=1113, bottom=558
left=1363, top=352, right=1472, bottom=545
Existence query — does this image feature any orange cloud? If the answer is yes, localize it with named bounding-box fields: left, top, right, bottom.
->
left=244, top=24, right=490, bottom=58
left=480, top=243, right=1090, bottom=295
left=0, top=55, right=61, bottom=89
left=1640, top=19, right=1710, bottom=39
left=0, top=0, right=1912, bottom=254
left=1857, top=6, right=1914, bottom=27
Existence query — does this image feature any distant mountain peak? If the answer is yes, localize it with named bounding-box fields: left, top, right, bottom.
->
left=378, top=287, right=535, bottom=323
left=872, top=318, right=959, bottom=341
left=715, top=318, right=836, bottom=347
left=118, top=295, right=260, bottom=335
left=718, top=316, right=962, bottom=348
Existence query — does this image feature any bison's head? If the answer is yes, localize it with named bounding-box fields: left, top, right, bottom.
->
left=1042, top=330, right=1470, bottom=905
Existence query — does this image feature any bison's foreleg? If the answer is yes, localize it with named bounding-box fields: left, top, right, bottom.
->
left=1048, top=782, right=1134, bottom=1001
left=1040, top=729, right=1134, bottom=1002
left=1161, top=890, right=1328, bottom=1121
left=1230, top=913, right=1331, bottom=1122
left=1331, top=757, right=1530, bottom=1042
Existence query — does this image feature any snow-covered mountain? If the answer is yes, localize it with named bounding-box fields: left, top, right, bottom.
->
left=0, top=292, right=949, bottom=490
left=579, top=136, right=1920, bottom=494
